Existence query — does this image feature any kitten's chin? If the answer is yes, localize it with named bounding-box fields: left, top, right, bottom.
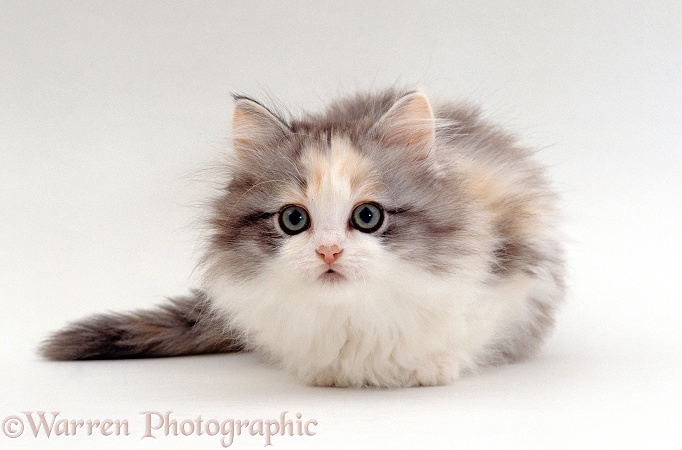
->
left=318, top=269, right=345, bottom=284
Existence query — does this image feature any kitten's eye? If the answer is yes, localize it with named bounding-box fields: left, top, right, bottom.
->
left=351, top=203, right=384, bottom=233
left=279, top=205, right=310, bottom=235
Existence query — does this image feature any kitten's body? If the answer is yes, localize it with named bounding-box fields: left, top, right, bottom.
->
left=41, top=89, right=564, bottom=387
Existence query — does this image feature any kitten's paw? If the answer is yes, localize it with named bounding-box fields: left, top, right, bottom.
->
left=409, top=357, right=460, bottom=387
left=301, top=358, right=461, bottom=388
left=302, top=367, right=350, bottom=388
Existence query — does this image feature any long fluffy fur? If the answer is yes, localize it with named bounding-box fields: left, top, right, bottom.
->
left=40, top=290, right=243, bottom=360
left=41, top=88, right=565, bottom=387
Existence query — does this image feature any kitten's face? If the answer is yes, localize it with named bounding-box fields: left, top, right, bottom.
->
left=271, top=137, right=394, bottom=283
left=205, top=92, right=487, bottom=289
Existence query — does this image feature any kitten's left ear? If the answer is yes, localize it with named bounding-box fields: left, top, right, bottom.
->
left=373, top=90, right=435, bottom=158
left=231, top=96, right=291, bottom=158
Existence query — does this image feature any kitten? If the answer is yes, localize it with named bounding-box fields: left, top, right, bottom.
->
left=40, top=89, right=565, bottom=388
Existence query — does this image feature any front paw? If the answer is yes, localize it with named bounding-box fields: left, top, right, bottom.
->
left=409, top=357, right=460, bottom=387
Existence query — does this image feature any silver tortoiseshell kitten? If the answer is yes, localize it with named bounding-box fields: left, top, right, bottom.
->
left=41, top=89, right=565, bottom=387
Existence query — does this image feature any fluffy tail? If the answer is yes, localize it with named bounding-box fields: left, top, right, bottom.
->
left=39, top=290, right=244, bottom=360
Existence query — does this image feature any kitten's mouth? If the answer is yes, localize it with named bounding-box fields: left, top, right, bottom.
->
left=319, top=269, right=345, bottom=283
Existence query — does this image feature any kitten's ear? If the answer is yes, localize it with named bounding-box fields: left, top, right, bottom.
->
left=232, top=97, right=291, bottom=157
left=374, top=90, right=435, bottom=158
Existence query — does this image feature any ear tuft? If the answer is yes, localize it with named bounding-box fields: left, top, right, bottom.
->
left=374, top=90, right=435, bottom=157
left=232, top=97, right=290, bottom=157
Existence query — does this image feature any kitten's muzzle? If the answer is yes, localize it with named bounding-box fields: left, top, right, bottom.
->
left=319, top=268, right=345, bottom=283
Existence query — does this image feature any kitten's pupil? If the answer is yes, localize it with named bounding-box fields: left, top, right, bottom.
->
left=358, top=207, right=373, bottom=224
left=289, top=210, right=303, bottom=226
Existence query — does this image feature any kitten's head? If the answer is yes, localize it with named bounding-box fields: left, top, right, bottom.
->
left=203, top=90, right=490, bottom=292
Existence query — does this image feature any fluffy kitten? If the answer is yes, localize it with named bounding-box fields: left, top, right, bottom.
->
left=40, top=89, right=565, bottom=388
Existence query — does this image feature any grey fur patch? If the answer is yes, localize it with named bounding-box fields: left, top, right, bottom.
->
left=40, top=290, right=244, bottom=360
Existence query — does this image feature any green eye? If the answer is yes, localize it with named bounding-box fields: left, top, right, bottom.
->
left=279, top=205, right=310, bottom=235
left=351, top=203, right=383, bottom=233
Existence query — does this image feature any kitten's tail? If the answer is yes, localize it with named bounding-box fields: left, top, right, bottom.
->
left=39, top=290, right=244, bottom=360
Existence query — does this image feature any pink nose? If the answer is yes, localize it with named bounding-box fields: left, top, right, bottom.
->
left=317, top=244, right=342, bottom=265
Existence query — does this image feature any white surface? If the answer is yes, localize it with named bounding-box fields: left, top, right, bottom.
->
left=1, top=1, right=681, bottom=448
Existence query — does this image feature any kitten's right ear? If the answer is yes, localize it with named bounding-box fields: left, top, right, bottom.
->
left=231, top=96, right=291, bottom=157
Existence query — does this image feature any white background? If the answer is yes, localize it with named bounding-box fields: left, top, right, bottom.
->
left=1, top=1, right=681, bottom=449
